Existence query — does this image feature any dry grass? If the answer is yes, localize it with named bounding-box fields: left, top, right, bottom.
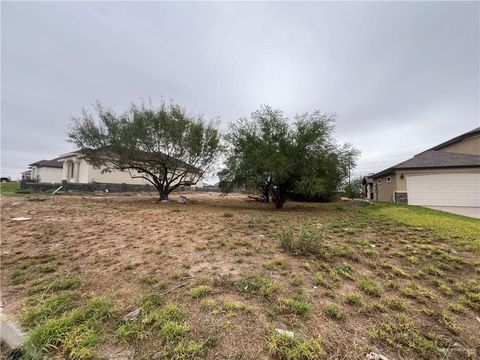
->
left=1, top=192, right=479, bottom=359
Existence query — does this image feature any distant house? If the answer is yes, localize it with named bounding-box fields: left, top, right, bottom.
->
left=362, top=175, right=374, bottom=200
left=370, top=127, right=479, bottom=207
left=27, top=149, right=203, bottom=188
left=29, top=159, right=63, bottom=183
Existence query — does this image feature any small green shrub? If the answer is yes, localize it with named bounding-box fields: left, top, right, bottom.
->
left=160, top=321, right=190, bottom=342
left=267, top=331, right=325, bottom=360
left=280, top=225, right=323, bottom=256
left=324, top=304, right=342, bottom=319
left=358, top=277, right=382, bottom=296
left=190, top=285, right=211, bottom=298
left=345, top=293, right=363, bottom=306
left=223, top=211, right=233, bottom=218
left=277, top=298, right=311, bottom=317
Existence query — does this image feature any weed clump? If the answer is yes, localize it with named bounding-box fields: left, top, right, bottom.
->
left=190, top=285, right=211, bottom=298
left=279, top=225, right=324, bottom=256
left=267, top=331, right=325, bottom=359
left=358, top=277, right=382, bottom=296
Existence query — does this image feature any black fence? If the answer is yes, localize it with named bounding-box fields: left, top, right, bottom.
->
left=19, top=180, right=220, bottom=194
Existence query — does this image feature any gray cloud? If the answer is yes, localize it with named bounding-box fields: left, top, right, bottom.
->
left=2, top=1, right=478, bottom=179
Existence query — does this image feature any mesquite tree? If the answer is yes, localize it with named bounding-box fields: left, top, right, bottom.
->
left=219, top=105, right=359, bottom=209
left=69, top=101, right=221, bottom=201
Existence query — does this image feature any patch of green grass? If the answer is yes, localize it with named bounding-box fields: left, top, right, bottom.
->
left=368, top=316, right=437, bottom=356
left=22, top=293, right=75, bottom=328
left=25, top=298, right=115, bottom=359
left=367, top=204, right=480, bottom=251
left=190, top=285, right=211, bottom=298
left=382, top=296, right=406, bottom=311
left=27, top=276, right=81, bottom=295
left=138, top=274, right=160, bottom=285
left=276, top=298, right=311, bottom=317
left=290, top=273, right=304, bottom=287
left=279, top=225, right=324, bottom=256
left=334, top=263, right=353, bottom=279
left=312, top=274, right=325, bottom=287
left=344, top=293, right=363, bottom=306
left=358, top=277, right=382, bottom=296
left=222, top=301, right=252, bottom=314
left=267, top=331, right=325, bottom=360
left=116, top=321, right=149, bottom=342
left=236, top=275, right=280, bottom=297
left=263, top=258, right=287, bottom=270
left=323, top=304, right=342, bottom=319
left=141, top=293, right=165, bottom=312
left=171, top=337, right=217, bottom=359
left=399, top=283, right=435, bottom=304
left=440, top=311, right=460, bottom=335
left=0, top=182, right=20, bottom=193
left=238, top=239, right=251, bottom=247
left=223, top=211, right=233, bottom=218
left=143, top=303, right=187, bottom=327
left=160, top=321, right=190, bottom=342
left=11, top=268, right=28, bottom=285
left=37, top=262, right=59, bottom=273
left=359, top=302, right=386, bottom=316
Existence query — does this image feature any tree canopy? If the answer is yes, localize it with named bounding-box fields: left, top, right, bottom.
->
left=69, top=101, right=222, bottom=200
left=219, top=106, right=359, bottom=208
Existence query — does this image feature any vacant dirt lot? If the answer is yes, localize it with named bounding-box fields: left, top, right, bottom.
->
left=1, top=192, right=479, bottom=359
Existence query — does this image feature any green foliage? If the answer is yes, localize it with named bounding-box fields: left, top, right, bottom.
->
left=276, top=298, right=311, bottom=317
left=219, top=105, right=359, bottom=208
left=22, top=293, right=75, bottom=328
left=280, top=225, right=324, bottom=256
left=235, top=275, right=280, bottom=297
left=160, top=321, right=190, bottom=342
left=358, top=277, right=382, bottom=296
left=190, top=285, right=211, bottom=298
left=267, top=331, right=325, bottom=360
left=25, top=298, right=115, bottom=359
left=343, top=176, right=364, bottom=199
left=345, top=293, right=363, bottom=306
left=116, top=321, right=149, bottom=342
left=366, top=203, right=480, bottom=252
left=323, top=304, right=342, bottom=319
left=69, top=101, right=222, bottom=200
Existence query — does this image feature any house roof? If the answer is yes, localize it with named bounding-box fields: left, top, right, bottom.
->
left=29, top=159, right=63, bottom=168
left=57, top=147, right=203, bottom=173
left=421, top=127, right=480, bottom=153
left=372, top=150, right=480, bottom=178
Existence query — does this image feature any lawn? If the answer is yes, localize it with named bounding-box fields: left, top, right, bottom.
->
left=366, top=203, right=480, bottom=252
left=0, top=182, right=20, bottom=194
left=1, top=193, right=479, bottom=360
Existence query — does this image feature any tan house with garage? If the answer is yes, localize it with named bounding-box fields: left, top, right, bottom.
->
left=371, top=127, right=480, bottom=207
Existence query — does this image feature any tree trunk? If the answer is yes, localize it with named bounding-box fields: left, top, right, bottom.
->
left=272, top=190, right=287, bottom=209
left=158, top=188, right=169, bottom=201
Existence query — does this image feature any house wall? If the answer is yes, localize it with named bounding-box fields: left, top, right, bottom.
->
left=374, top=173, right=397, bottom=202
left=439, top=135, right=480, bottom=155
left=35, top=167, right=63, bottom=183
left=395, top=167, right=480, bottom=192
left=78, top=159, right=90, bottom=183
left=87, top=166, right=149, bottom=185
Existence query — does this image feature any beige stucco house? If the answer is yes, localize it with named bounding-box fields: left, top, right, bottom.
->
left=370, top=127, right=480, bottom=207
left=28, top=150, right=203, bottom=188
left=29, top=159, right=64, bottom=183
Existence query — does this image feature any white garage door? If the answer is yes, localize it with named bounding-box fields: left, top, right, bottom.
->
left=407, top=173, right=480, bottom=207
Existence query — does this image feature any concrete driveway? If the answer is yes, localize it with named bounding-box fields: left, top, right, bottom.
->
left=427, top=206, right=480, bottom=219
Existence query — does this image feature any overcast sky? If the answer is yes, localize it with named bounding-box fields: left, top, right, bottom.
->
left=1, top=1, right=479, bottom=180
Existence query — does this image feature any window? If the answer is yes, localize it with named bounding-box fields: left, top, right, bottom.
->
left=377, top=179, right=381, bottom=185
left=386, top=176, right=392, bottom=183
